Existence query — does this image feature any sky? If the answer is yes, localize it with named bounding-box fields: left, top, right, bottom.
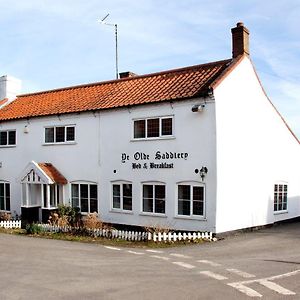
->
left=0, top=0, right=299, bottom=138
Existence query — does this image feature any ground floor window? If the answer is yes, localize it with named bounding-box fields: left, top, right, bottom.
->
left=71, top=183, right=98, bottom=213
left=142, top=184, right=165, bottom=214
left=274, top=183, right=287, bottom=212
left=178, top=183, right=204, bottom=216
left=112, top=183, right=132, bottom=211
left=0, top=182, right=10, bottom=211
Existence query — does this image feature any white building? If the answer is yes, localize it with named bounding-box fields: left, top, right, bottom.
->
left=0, top=23, right=299, bottom=233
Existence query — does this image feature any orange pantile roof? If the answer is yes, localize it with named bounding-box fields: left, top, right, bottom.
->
left=0, top=98, right=8, bottom=106
left=38, top=163, right=67, bottom=184
left=0, top=59, right=234, bottom=121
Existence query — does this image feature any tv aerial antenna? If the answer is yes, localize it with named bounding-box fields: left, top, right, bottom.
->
left=98, top=13, right=119, bottom=79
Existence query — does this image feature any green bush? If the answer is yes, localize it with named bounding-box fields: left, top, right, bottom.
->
left=56, top=204, right=81, bottom=226
left=25, top=223, right=43, bottom=235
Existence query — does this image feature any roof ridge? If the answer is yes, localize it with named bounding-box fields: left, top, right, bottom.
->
left=18, top=58, right=232, bottom=98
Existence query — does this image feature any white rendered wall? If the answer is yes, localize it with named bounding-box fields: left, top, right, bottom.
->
left=0, top=99, right=218, bottom=231
left=214, top=56, right=300, bottom=233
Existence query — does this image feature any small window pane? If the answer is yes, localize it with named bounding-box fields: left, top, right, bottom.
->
left=5, top=183, right=10, bottom=210
left=161, top=118, right=172, bottom=136
left=143, top=185, right=153, bottom=212
left=0, top=183, right=4, bottom=210
left=134, top=120, right=146, bottom=138
left=113, top=185, right=121, bottom=209
left=56, top=127, right=65, bottom=142
left=8, top=131, right=16, bottom=145
left=178, top=200, right=190, bottom=215
left=0, top=132, right=7, bottom=145
left=81, top=184, right=89, bottom=213
left=123, top=184, right=132, bottom=211
left=66, top=126, right=75, bottom=141
left=193, top=187, right=204, bottom=201
left=178, top=185, right=190, bottom=200
left=193, top=201, right=203, bottom=215
left=147, top=118, right=159, bottom=138
left=45, top=128, right=54, bottom=143
left=90, top=185, right=97, bottom=199
left=71, top=184, right=79, bottom=208
left=90, top=199, right=98, bottom=213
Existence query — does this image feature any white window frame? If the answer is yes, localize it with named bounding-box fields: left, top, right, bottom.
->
left=132, top=115, right=174, bottom=140
left=141, top=182, right=166, bottom=216
left=176, top=181, right=205, bottom=219
left=273, top=182, right=288, bottom=214
left=70, top=182, right=98, bottom=214
left=111, top=181, right=133, bottom=212
left=0, top=130, right=16, bottom=147
left=44, top=125, right=76, bottom=144
left=0, top=181, right=10, bottom=212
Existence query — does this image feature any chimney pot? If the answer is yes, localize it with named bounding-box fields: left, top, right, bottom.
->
left=231, top=22, right=250, bottom=58
left=119, top=71, right=137, bottom=79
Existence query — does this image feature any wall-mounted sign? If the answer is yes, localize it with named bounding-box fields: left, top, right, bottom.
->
left=121, top=151, right=188, bottom=170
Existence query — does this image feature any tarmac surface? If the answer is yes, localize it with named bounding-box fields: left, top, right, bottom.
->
left=0, top=221, right=300, bottom=299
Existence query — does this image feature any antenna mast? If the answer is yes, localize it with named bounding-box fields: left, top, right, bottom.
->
left=99, top=14, right=119, bottom=79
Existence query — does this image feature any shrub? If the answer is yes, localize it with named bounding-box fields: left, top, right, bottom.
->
left=0, top=212, right=11, bottom=221
left=82, top=213, right=103, bottom=230
left=48, top=205, right=81, bottom=227
left=25, top=223, right=43, bottom=235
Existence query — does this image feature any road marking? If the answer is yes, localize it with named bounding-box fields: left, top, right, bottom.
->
left=197, top=260, right=221, bottom=267
left=227, top=283, right=262, bottom=298
left=128, top=250, right=145, bottom=255
left=258, top=280, right=295, bottom=295
left=199, top=271, right=228, bottom=280
left=172, top=262, right=196, bottom=269
left=227, top=269, right=300, bottom=298
left=226, top=268, right=256, bottom=278
left=151, top=255, right=170, bottom=261
left=104, top=246, right=121, bottom=251
left=170, top=253, right=191, bottom=259
left=267, top=269, right=300, bottom=280
left=146, top=249, right=163, bottom=254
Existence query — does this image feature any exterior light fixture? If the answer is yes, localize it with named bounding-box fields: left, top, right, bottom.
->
left=191, top=104, right=205, bottom=112
left=24, top=125, right=29, bottom=134
left=200, top=166, right=208, bottom=181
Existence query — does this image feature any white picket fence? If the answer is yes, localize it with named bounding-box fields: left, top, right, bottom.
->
left=0, top=220, right=22, bottom=229
left=39, top=224, right=213, bottom=242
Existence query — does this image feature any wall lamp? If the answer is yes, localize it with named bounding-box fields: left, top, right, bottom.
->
left=195, top=166, right=208, bottom=181
left=192, top=103, right=205, bottom=112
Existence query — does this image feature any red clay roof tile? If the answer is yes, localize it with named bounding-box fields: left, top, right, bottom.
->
left=38, top=163, right=67, bottom=185
left=0, top=59, right=233, bottom=121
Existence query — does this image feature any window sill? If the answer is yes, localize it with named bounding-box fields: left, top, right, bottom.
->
left=0, top=145, right=16, bottom=148
left=174, top=215, right=207, bottom=221
left=131, top=136, right=175, bottom=142
left=110, top=209, right=133, bottom=215
left=43, top=142, right=77, bottom=146
left=274, top=210, right=288, bottom=215
left=21, top=205, right=41, bottom=208
left=139, top=212, right=167, bottom=218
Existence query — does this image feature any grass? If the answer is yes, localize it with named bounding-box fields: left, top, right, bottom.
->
left=0, top=227, right=207, bottom=248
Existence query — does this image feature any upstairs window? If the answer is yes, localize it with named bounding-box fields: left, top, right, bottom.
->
left=133, top=116, right=173, bottom=139
left=274, top=183, right=288, bottom=212
left=45, top=125, right=75, bottom=144
left=0, top=130, right=16, bottom=146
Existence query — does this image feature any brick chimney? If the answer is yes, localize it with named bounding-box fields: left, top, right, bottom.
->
left=119, top=71, right=137, bottom=79
left=231, top=22, right=250, bottom=58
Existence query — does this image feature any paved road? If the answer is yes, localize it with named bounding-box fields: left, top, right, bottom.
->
left=0, top=222, right=300, bottom=300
